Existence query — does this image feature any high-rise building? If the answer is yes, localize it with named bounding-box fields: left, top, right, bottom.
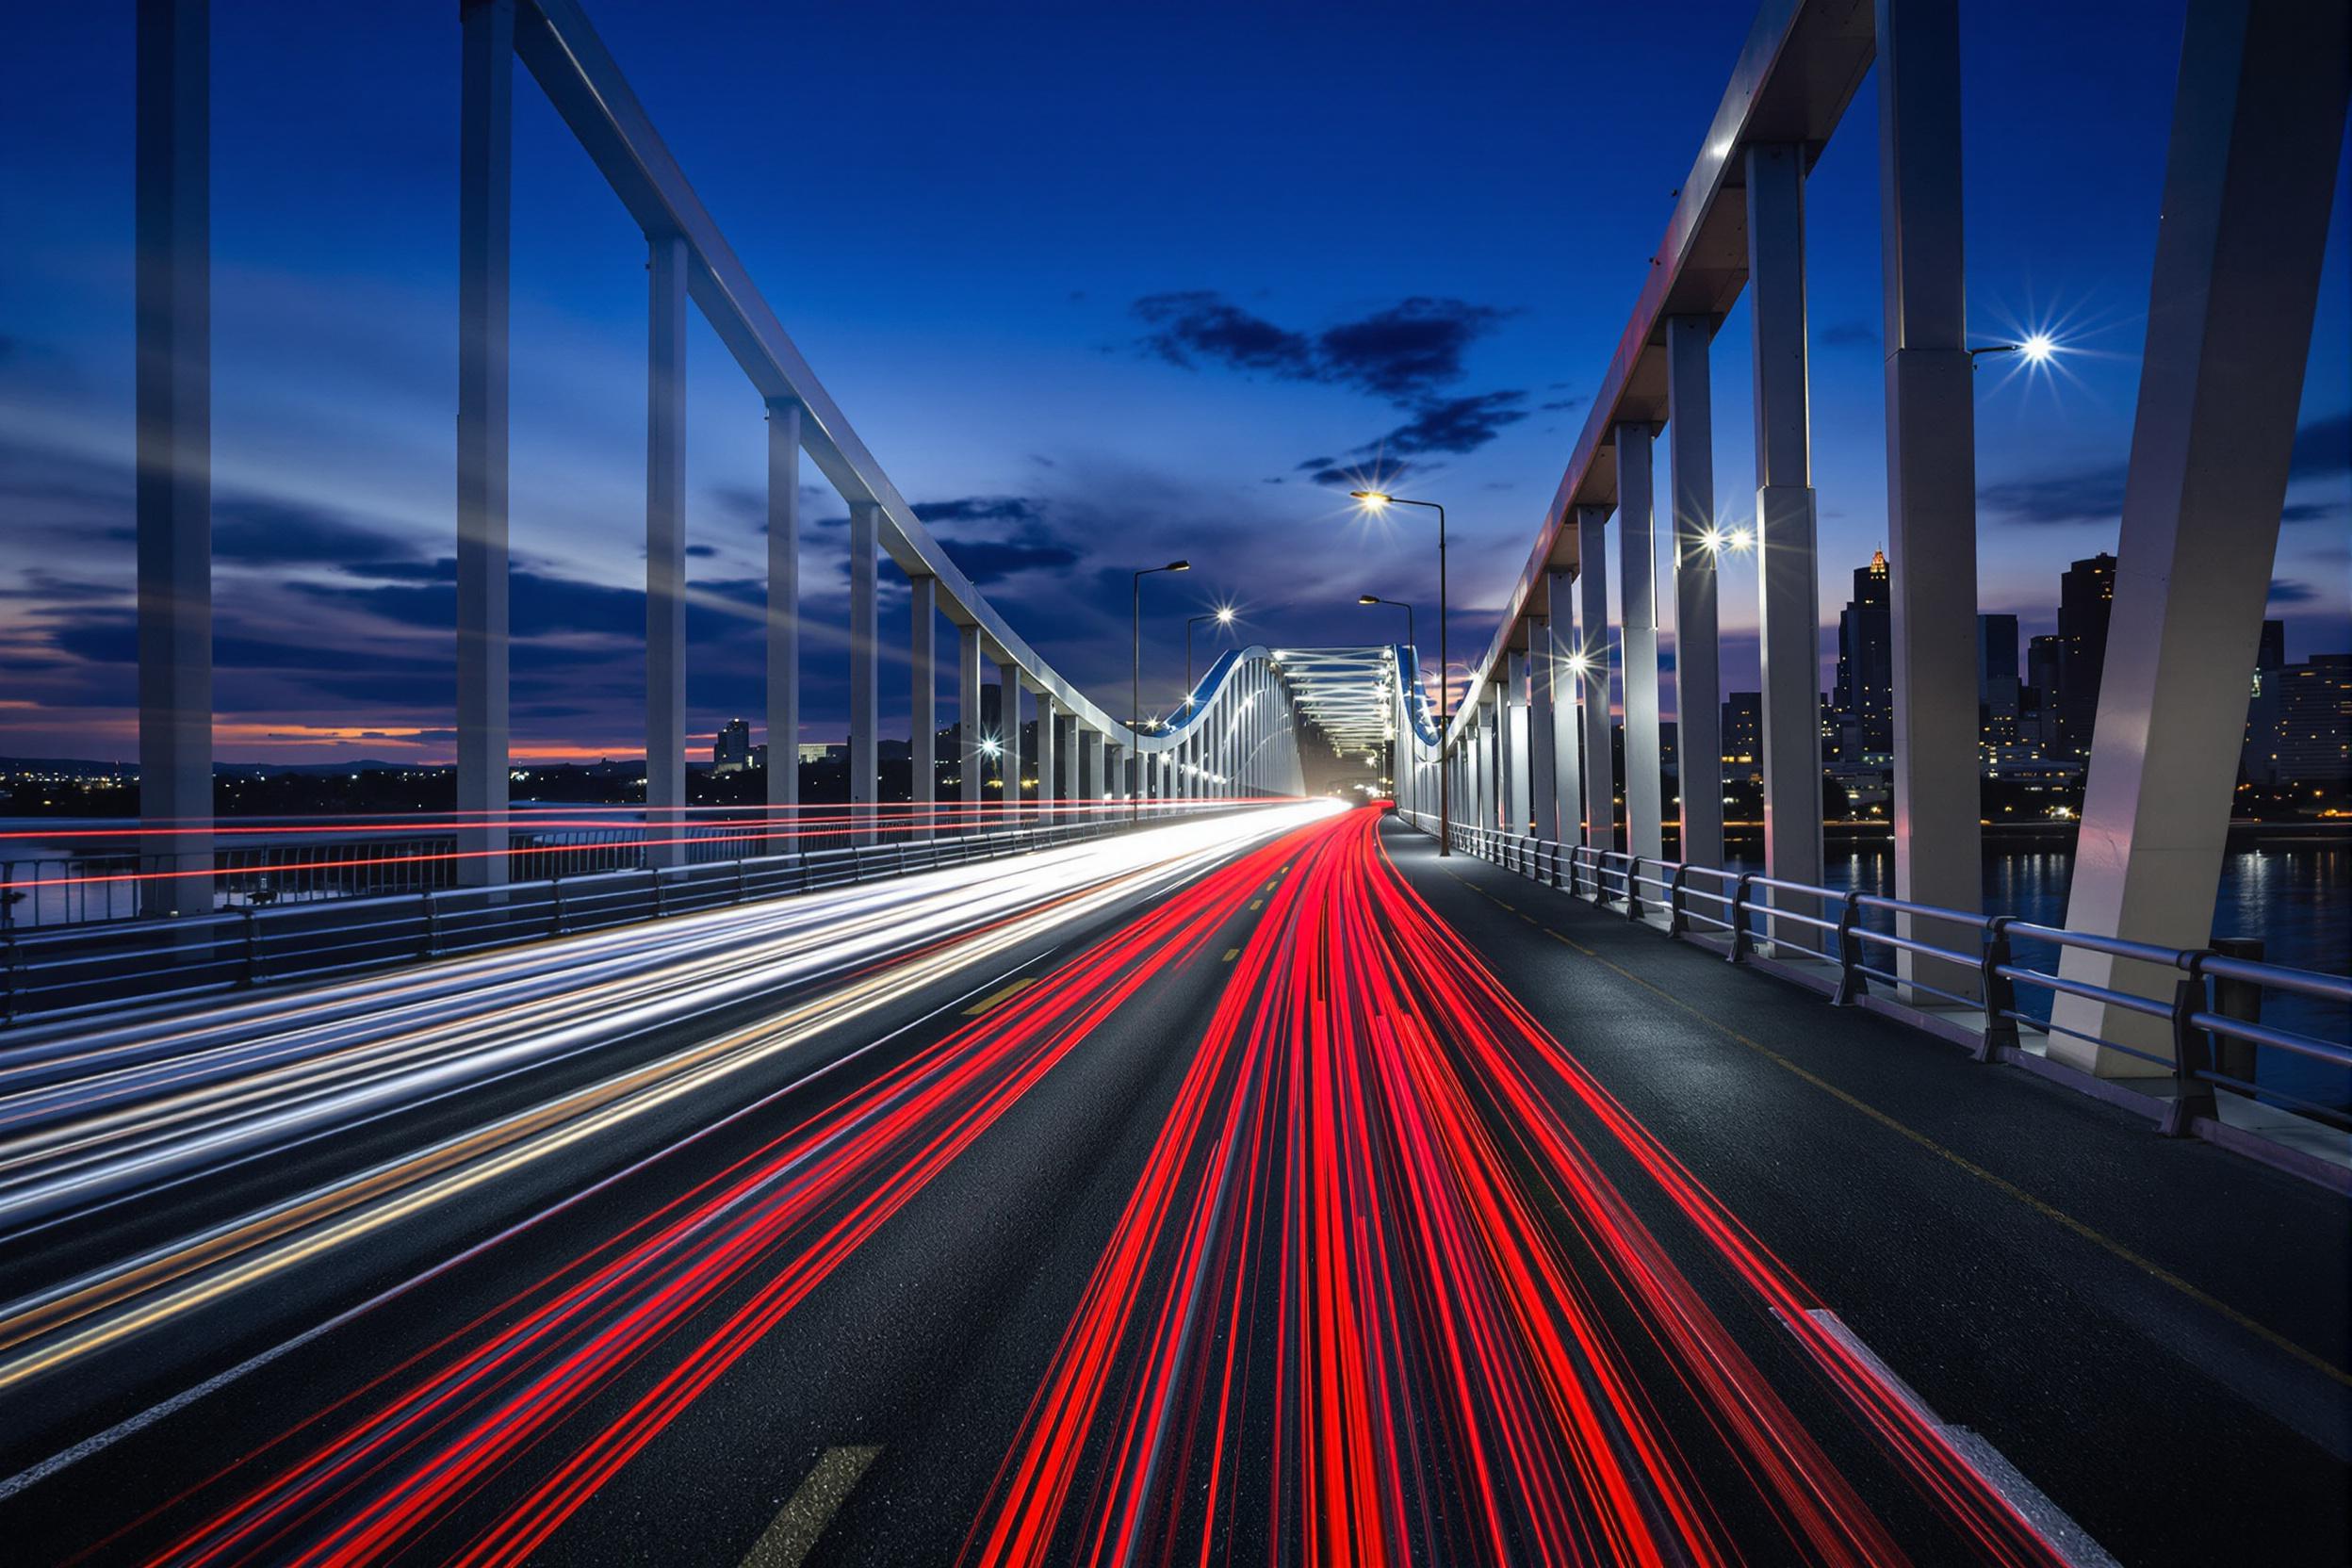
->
left=1977, top=612, right=2021, bottom=745
left=2270, top=653, right=2350, bottom=784
left=1722, top=692, right=1761, bottom=781
left=2242, top=619, right=2287, bottom=784
left=2056, top=552, right=2116, bottom=757
left=1832, top=549, right=1893, bottom=761
left=712, top=717, right=752, bottom=773
left=2025, top=634, right=2063, bottom=747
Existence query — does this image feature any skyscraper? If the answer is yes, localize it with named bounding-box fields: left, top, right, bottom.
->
left=1977, top=612, right=2020, bottom=746
left=2056, top=553, right=2116, bottom=758
left=1832, top=548, right=1893, bottom=761
left=1721, top=692, right=1762, bottom=782
left=2025, top=634, right=2064, bottom=748
left=712, top=717, right=752, bottom=773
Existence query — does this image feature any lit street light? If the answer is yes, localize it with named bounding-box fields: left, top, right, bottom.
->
left=1184, top=606, right=1236, bottom=715
left=1133, top=559, right=1191, bottom=820
left=1351, top=490, right=1451, bottom=856
left=1968, top=333, right=2058, bottom=365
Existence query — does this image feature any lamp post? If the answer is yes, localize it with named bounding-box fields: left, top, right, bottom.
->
left=1351, top=492, right=1449, bottom=855
left=1360, top=596, right=1414, bottom=807
left=1133, top=559, right=1190, bottom=820
left=1968, top=334, right=2056, bottom=365
left=1184, top=606, right=1235, bottom=715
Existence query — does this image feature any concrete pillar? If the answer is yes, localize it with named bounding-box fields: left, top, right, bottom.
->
left=997, top=659, right=1021, bottom=824
left=1081, top=727, right=1102, bottom=806
left=1616, top=423, right=1664, bottom=861
left=1576, top=511, right=1616, bottom=852
left=909, top=576, right=937, bottom=841
left=765, top=400, right=800, bottom=838
left=1035, top=692, right=1057, bottom=827
left=1547, top=569, right=1583, bottom=848
left=1746, top=143, right=1825, bottom=932
left=1528, top=621, right=1559, bottom=841
left=455, top=0, right=511, bottom=889
left=846, top=500, right=880, bottom=845
left=1504, top=648, right=1531, bottom=834
left=958, top=625, right=985, bottom=831
left=1667, top=315, right=1722, bottom=869
left=137, top=0, right=213, bottom=918
left=2052, top=0, right=2349, bottom=1073
left=645, top=234, right=688, bottom=869
left=1879, top=0, right=1985, bottom=994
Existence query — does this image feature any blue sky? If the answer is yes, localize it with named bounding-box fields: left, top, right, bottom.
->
left=2, top=0, right=2345, bottom=761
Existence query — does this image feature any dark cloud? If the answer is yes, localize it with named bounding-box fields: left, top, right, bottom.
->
left=213, top=497, right=417, bottom=565
left=1133, top=291, right=1316, bottom=380
left=2290, top=411, right=2351, bottom=478
left=1131, top=291, right=1513, bottom=403
left=1315, top=297, right=1511, bottom=400
left=950, top=538, right=1082, bottom=582
left=911, top=496, right=1046, bottom=529
left=2268, top=578, right=2318, bottom=605
left=1363, top=390, right=1530, bottom=457
left=1540, top=396, right=1585, bottom=411
left=1818, top=319, right=1877, bottom=349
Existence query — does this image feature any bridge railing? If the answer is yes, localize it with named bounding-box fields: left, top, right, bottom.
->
left=0, top=804, right=1221, bottom=1026
left=1402, top=812, right=2352, bottom=1153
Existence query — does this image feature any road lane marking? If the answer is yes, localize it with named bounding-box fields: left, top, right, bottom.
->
left=1249, top=899, right=1263, bottom=910
left=1222, top=948, right=1239, bottom=962
left=1513, top=901, right=2352, bottom=1391
left=740, top=1445, right=882, bottom=1568
left=962, top=977, right=1038, bottom=1016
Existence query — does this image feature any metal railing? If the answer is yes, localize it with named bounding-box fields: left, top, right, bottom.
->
left=0, top=807, right=1201, bottom=1026
left=1403, top=810, right=2352, bottom=1142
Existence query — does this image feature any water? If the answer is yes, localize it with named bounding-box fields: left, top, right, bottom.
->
left=1722, top=845, right=2350, bottom=1114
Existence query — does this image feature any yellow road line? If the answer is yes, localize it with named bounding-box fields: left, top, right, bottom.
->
left=1529, top=919, right=2352, bottom=1390
left=1249, top=899, right=1263, bottom=910
left=1222, top=948, right=1239, bottom=963
left=961, top=977, right=1038, bottom=1016
left=739, top=1445, right=882, bottom=1568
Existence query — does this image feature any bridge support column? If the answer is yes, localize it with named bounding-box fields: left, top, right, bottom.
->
left=995, top=660, right=1021, bottom=824
left=137, top=0, right=213, bottom=918
left=1503, top=649, right=1531, bottom=835
left=764, top=400, right=801, bottom=848
left=1667, top=315, right=1722, bottom=870
left=1879, top=0, right=1984, bottom=998
left=1529, top=617, right=1559, bottom=841
left=1080, top=727, right=1101, bottom=808
left=2053, top=0, right=2349, bottom=1075
left=1035, top=693, right=1057, bottom=828
left=645, top=234, right=689, bottom=869
left=1576, top=510, right=1616, bottom=853
left=1617, top=423, right=1663, bottom=861
left=455, top=0, right=510, bottom=890
left=909, top=576, right=937, bottom=841
left=957, top=624, right=984, bottom=832
left=846, top=500, right=880, bottom=846
left=1480, top=688, right=1501, bottom=834
left=1547, top=569, right=1582, bottom=849
left=1746, top=143, right=1825, bottom=941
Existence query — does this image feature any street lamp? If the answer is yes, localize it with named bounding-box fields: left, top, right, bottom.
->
left=1184, top=606, right=1236, bottom=715
left=1356, top=594, right=1414, bottom=652
left=1968, top=334, right=2057, bottom=365
left=1351, top=490, right=1451, bottom=856
left=1133, top=559, right=1190, bottom=820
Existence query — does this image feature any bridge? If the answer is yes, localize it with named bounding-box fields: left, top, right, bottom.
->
left=0, top=1, right=2345, bottom=1564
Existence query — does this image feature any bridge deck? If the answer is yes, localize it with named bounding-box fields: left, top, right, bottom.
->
left=1384, top=819, right=2350, bottom=1567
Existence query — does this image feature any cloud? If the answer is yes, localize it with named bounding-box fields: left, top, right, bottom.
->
left=911, top=496, right=1046, bottom=530
left=2290, top=411, right=2351, bottom=478
left=1362, top=390, right=1530, bottom=457
left=946, top=538, right=1082, bottom=581
left=1133, top=291, right=1316, bottom=380
left=1818, top=319, right=1877, bottom=349
left=2268, top=577, right=2318, bottom=605
left=1980, top=463, right=2125, bottom=527
left=1130, top=291, right=1513, bottom=403
left=214, top=497, right=421, bottom=565
left=1540, top=396, right=1585, bottom=412
left=1315, top=298, right=1511, bottom=400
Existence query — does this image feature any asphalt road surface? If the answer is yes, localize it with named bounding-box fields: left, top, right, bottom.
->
left=0, top=806, right=2342, bottom=1566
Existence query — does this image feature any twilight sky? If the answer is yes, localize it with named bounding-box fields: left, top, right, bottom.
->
left=2, top=0, right=2347, bottom=764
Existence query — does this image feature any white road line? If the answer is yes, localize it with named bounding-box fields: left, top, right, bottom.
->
left=738, top=1445, right=883, bottom=1568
